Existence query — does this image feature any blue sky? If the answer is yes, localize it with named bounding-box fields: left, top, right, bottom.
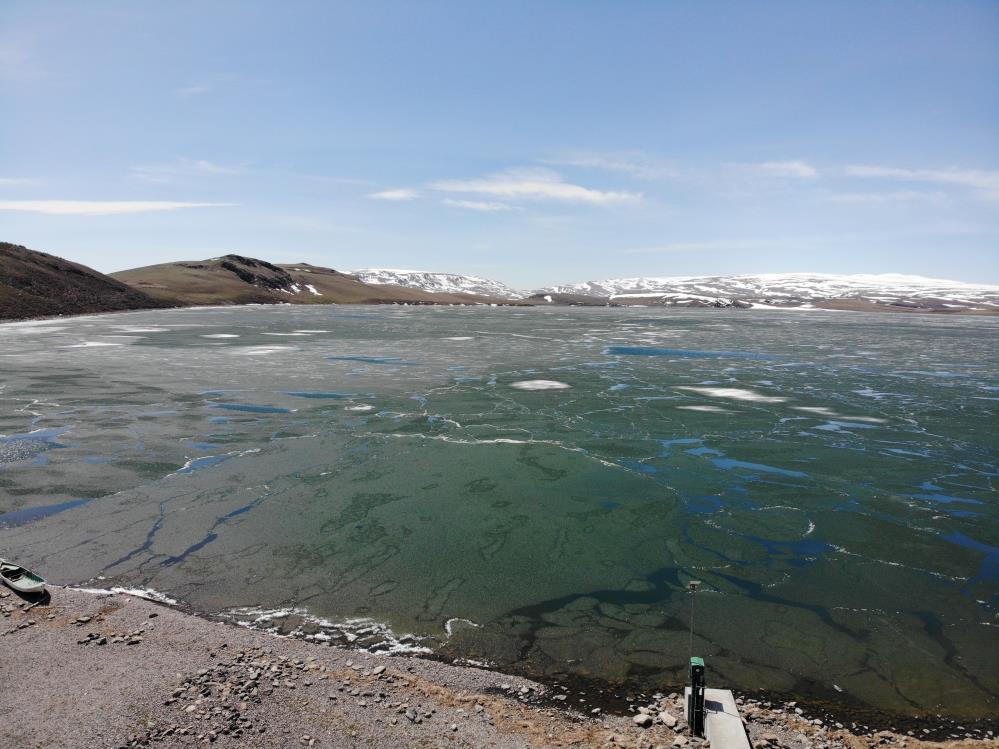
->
left=1, top=1, right=997, bottom=288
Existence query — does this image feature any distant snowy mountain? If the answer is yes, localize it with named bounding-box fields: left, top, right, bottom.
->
left=539, top=273, right=999, bottom=311
left=351, top=269, right=524, bottom=300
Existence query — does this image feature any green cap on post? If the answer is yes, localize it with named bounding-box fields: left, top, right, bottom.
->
left=689, top=656, right=705, bottom=682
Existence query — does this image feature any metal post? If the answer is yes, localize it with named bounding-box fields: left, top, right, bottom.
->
left=689, top=657, right=706, bottom=737
left=686, top=580, right=705, bottom=737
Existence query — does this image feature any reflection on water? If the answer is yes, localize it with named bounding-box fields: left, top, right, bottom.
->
left=0, top=305, right=996, bottom=718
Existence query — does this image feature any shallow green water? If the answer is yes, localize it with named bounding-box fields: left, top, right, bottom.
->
left=0, top=305, right=996, bottom=717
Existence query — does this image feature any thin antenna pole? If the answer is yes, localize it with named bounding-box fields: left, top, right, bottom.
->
left=687, top=580, right=701, bottom=662
left=689, top=587, right=695, bottom=662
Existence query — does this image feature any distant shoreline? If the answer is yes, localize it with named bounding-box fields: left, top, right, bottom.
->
left=3, top=298, right=998, bottom=327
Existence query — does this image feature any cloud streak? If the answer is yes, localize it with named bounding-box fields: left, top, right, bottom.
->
left=442, top=198, right=517, bottom=212
left=729, top=160, right=818, bottom=178
left=844, top=165, right=999, bottom=198
left=0, top=200, right=234, bottom=216
left=543, top=153, right=677, bottom=180
left=367, top=188, right=419, bottom=201
left=430, top=168, right=641, bottom=205
left=131, top=159, right=249, bottom=183
left=0, top=177, right=43, bottom=187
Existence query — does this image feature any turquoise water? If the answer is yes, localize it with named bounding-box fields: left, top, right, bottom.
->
left=0, top=305, right=996, bottom=718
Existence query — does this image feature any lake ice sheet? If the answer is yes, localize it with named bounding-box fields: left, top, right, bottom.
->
left=0, top=305, right=997, bottom=718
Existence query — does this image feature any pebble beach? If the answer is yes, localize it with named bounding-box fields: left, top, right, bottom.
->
left=1, top=587, right=995, bottom=749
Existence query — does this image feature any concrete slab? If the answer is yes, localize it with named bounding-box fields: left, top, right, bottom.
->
left=685, top=687, right=752, bottom=749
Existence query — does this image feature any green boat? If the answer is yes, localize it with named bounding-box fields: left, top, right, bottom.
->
left=0, top=559, right=45, bottom=594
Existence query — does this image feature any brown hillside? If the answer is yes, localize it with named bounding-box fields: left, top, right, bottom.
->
left=0, top=242, right=172, bottom=321
left=112, top=254, right=502, bottom=306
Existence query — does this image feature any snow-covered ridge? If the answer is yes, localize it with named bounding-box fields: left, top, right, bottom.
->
left=540, top=273, right=999, bottom=309
left=351, top=269, right=524, bottom=300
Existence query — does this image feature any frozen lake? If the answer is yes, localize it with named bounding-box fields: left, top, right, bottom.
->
left=1, top=304, right=996, bottom=718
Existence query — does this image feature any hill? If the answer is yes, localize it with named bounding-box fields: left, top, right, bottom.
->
left=351, top=268, right=524, bottom=299
left=112, top=255, right=502, bottom=306
left=539, top=272, right=999, bottom=313
left=0, top=242, right=172, bottom=321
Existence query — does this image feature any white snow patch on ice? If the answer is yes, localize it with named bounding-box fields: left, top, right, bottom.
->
left=792, top=406, right=886, bottom=424
left=235, top=346, right=297, bottom=356
left=676, top=405, right=736, bottom=413
left=675, top=386, right=788, bottom=403
left=510, top=380, right=572, bottom=390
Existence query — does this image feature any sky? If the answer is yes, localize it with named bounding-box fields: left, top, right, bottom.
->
left=1, top=1, right=997, bottom=289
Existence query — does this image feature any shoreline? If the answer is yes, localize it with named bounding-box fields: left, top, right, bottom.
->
left=1, top=299, right=997, bottom=328
left=2, top=586, right=994, bottom=749
left=213, top=596, right=997, bottom=739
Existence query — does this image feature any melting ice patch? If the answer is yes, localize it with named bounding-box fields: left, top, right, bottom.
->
left=675, top=386, right=787, bottom=403
left=444, top=617, right=482, bottom=637
left=210, top=403, right=293, bottom=414
left=62, top=341, right=123, bottom=348
left=605, top=346, right=772, bottom=361
left=225, top=606, right=432, bottom=654
left=72, top=586, right=181, bottom=606
left=201, top=333, right=240, bottom=338
left=327, top=355, right=418, bottom=365
left=0, top=497, right=93, bottom=527
left=677, top=405, right=735, bottom=414
left=171, top=448, right=262, bottom=476
left=793, top=406, right=886, bottom=424
left=235, top=346, right=297, bottom=356
left=510, top=380, right=571, bottom=390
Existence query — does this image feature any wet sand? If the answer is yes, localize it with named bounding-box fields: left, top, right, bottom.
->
left=1, top=586, right=995, bottom=749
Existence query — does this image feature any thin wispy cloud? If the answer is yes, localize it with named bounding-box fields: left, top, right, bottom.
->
left=0, top=200, right=235, bottom=216
left=131, top=159, right=249, bottom=183
left=442, top=198, right=517, bottom=212
left=430, top=168, right=641, bottom=205
left=845, top=165, right=999, bottom=198
left=0, top=177, right=43, bottom=187
left=543, top=153, right=678, bottom=180
left=729, top=160, right=819, bottom=178
left=367, top=188, right=419, bottom=201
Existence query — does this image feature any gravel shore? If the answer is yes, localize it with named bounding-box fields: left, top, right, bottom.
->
left=1, top=587, right=995, bottom=749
